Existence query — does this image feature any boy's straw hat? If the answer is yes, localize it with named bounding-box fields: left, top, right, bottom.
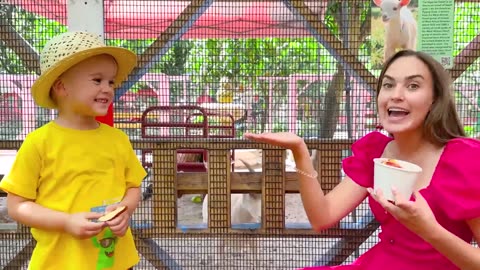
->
left=31, top=31, right=137, bottom=109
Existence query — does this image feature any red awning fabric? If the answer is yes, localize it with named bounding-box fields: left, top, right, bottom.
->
left=11, top=1, right=326, bottom=39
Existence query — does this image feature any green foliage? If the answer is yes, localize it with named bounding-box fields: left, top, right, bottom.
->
left=0, top=7, right=66, bottom=73
left=1, top=2, right=479, bottom=138
left=453, top=2, right=480, bottom=58
left=183, top=37, right=332, bottom=94
left=2, top=3, right=479, bottom=79
left=464, top=125, right=476, bottom=138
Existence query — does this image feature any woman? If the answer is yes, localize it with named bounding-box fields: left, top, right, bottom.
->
left=244, top=50, right=480, bottom=269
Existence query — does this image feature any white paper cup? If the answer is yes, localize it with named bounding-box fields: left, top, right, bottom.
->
left=373, top=158, right=422, bottom=202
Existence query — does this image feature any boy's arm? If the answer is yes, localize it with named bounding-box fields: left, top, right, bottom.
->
left=8, top=192, right=105, bottom=238
left=119, top=187, right=141, bottom=216
left=109, top=131, right=146, bottom=225
left=120, top=132, right=147, bottom=216
left=7, top=192, right=69, bottom=231
left=104, top=187, right=141, bottom=237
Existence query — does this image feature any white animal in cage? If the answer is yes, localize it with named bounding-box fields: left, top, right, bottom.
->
left=202, top=193, right=262, bottom=225
left=373, top=0, right=417, bottom=62
left=202, top=155, right=262, bottom=225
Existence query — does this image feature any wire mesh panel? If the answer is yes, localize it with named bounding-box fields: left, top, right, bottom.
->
left=1, top=0, right=480, bottom=269
left=0, top=1, right=64, bottom=268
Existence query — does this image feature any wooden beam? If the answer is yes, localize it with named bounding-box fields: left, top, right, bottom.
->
left=176, top=171, right=340, bottom=194
left=284, top=0, right=378, bottom=92
left=136, top=0, right=211, bottom=68
left=115, top=0, right=213, bottom=100
left=133, top=235, right=170, bottom=269
left=152, top=149, right=177, bottom=233
left=262, top=149, right=286, bottom=232
left=326, top=218, right=379, bottom=265
left=3, top=239, right=34, bottom=269
left=0, top=15, right=40, bottom=74
left=140, top=225, right=374, bottom=237
left=450, top=34, right=480, bottom=81
left=131, top=138, right=354, bottom=151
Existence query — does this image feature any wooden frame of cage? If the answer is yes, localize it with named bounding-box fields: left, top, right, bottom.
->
left=0, top=139, right=379, bottom=268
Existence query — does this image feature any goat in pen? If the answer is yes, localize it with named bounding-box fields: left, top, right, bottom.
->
left=374, top=0, right=417, bottom=62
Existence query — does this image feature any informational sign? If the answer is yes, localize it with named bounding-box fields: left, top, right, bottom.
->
left=417, top=0, right=455, bottom=68
left=371, top=0, right=454, bottom=69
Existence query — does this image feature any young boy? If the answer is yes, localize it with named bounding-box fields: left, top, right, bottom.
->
left=0, top=31, right=147, bottom=269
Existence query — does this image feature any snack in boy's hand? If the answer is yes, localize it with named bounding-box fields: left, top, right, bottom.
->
left=382, top=158, right=402, bottom=169
left=98, top=206, right=128, bottom=222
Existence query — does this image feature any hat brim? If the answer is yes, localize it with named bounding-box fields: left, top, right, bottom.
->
left=31, top=46, right=137, bottom=109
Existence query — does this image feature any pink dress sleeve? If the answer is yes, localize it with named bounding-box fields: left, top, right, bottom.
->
left=432, top=138, right=480, bottom=221
left=342, top=132, right=392, bottom=187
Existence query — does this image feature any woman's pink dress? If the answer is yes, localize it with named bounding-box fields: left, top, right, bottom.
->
left=301, top=131, right=480, bottom=270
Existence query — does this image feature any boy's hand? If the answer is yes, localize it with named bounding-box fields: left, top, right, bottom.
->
left=104, top=204, right=130, bottom=237
left=64, top=212, right=106, bottom=239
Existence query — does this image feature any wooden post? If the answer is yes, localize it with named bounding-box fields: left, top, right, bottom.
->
left=67, top=0, right=113, bottom=126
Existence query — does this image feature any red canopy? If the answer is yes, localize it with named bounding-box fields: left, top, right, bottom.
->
left=11, top=1, right=326, bottom=40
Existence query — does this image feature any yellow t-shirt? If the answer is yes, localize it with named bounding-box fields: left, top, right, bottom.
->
left=0, top=121, right=147, bottom=270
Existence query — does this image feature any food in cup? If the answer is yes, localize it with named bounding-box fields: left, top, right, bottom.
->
left=381, top=158, right=402, bottom=169
left=373, top=158, right=422, bottom=202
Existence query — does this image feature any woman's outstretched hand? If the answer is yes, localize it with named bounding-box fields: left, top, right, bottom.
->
left=243, top=132, right=305, bottom=151
left=368, top=187, right=440, bottom=239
